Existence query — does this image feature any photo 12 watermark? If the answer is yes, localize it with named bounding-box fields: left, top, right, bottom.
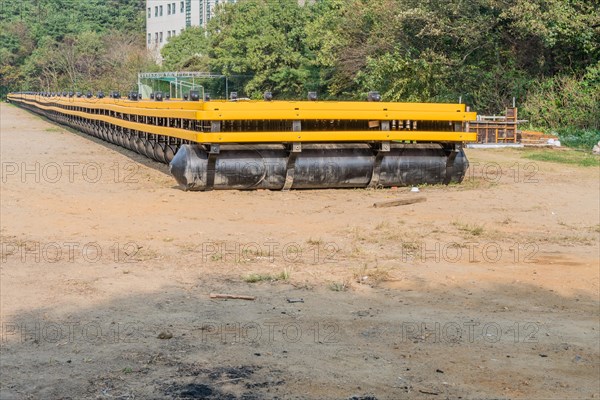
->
left=1, top=241, right=142, bottom=264
left=1, top=161, right=139, bottom=184
left=466, top=162, right=540, bottom=184
left=199, top=321, right=340, bottom=344
left=399, top=241, right=539, bottom=264
left=197, top=241, right=340, bottom=264
left=400, top=321, right=541, bottom=344
left=1, top=319, right=144, bottom=344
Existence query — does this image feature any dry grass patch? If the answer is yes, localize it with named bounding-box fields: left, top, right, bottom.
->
left=453, top=221, right=485, bottom=237
left=328, top=279, right=351, bottom=292
left=353, top=264, right=393, bottom=287
left=243, top=268, right=290, bottom=283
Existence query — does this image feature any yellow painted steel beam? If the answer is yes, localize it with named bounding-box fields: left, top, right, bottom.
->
left=10, top=94, right=203, bottom=110
left=193, top=130, right=477, bottom=143
left=198, top=109, right=476, bottom=121
left=11, top=94, right=476, bottom=122
left=11, top=96, right=199, bottom=118
left=12, top=94, right=470, bottom=112
left=12, top=97, right=477, bottom=143
left=200, top=100, right=470, bottom=113
left=13, top=99, right=200, bottom=142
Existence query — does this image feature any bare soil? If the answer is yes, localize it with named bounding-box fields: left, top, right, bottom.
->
left=1, top=102, right=599, bottom=399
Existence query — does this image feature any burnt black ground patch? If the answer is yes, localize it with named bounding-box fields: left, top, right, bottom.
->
left=177, top=383, right=215, bottom=398
left=161, top=364, right=285, bottom=399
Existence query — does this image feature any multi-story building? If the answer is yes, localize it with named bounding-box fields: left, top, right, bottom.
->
left=146, top=0, right=236, bottom=59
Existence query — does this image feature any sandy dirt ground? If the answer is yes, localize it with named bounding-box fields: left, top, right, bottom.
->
left=0, top=102, right=599, bottom=399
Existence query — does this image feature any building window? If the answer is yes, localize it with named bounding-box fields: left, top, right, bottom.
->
left=154, top=6, right=158, bottom=17
left=159, top=32, right=163, bottom=43
left=167, top=4, right=171, bottom=14
left=147, top=33, right=151, bottom=44
left=199, top=1, right=204, bottom=25
left=147, top=7, right=151, bottom=18
left=172, top=3, right=176, bottom=14
left=159, top=5, right=163, bottom=16
left=180, top=1, right=184, bottom=13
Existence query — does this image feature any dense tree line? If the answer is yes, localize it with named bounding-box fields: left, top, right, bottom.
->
left=0, top=0, right=153, bottom=96
left=163, top=0, right=599, bottom=138
left=1, top=0, right=598, bottom=141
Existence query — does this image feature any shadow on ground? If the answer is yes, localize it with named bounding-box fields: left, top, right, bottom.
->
left=1, top=278, right=598, bottom=399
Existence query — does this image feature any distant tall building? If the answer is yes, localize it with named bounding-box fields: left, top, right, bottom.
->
left=146, top=0, right=236, bottom=59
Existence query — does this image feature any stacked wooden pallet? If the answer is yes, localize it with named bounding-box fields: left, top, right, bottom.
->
left=519, top=130, right=560, bottom=147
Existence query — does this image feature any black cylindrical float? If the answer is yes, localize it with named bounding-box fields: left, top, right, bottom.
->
left=169, top=143, right=468, bottom=191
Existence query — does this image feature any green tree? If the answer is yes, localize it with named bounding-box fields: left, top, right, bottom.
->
left=161, top=27, right=209, bottom=71
left=0, top=0, right=146, bottom=96
left=206, top=0, right=312, bottom=98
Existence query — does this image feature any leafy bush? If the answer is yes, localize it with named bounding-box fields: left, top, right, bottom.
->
left=557, top=128, right=600, bottom=149
left=522, top=63, right=600, bottom=132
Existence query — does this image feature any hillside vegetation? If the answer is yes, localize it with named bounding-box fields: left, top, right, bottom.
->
left=0, top=0, right=154, bottom=95
left=2, top=0, right=598, bottom=142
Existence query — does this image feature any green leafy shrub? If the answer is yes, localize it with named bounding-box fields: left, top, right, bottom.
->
left=557, top=128, right=600, bottom=149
